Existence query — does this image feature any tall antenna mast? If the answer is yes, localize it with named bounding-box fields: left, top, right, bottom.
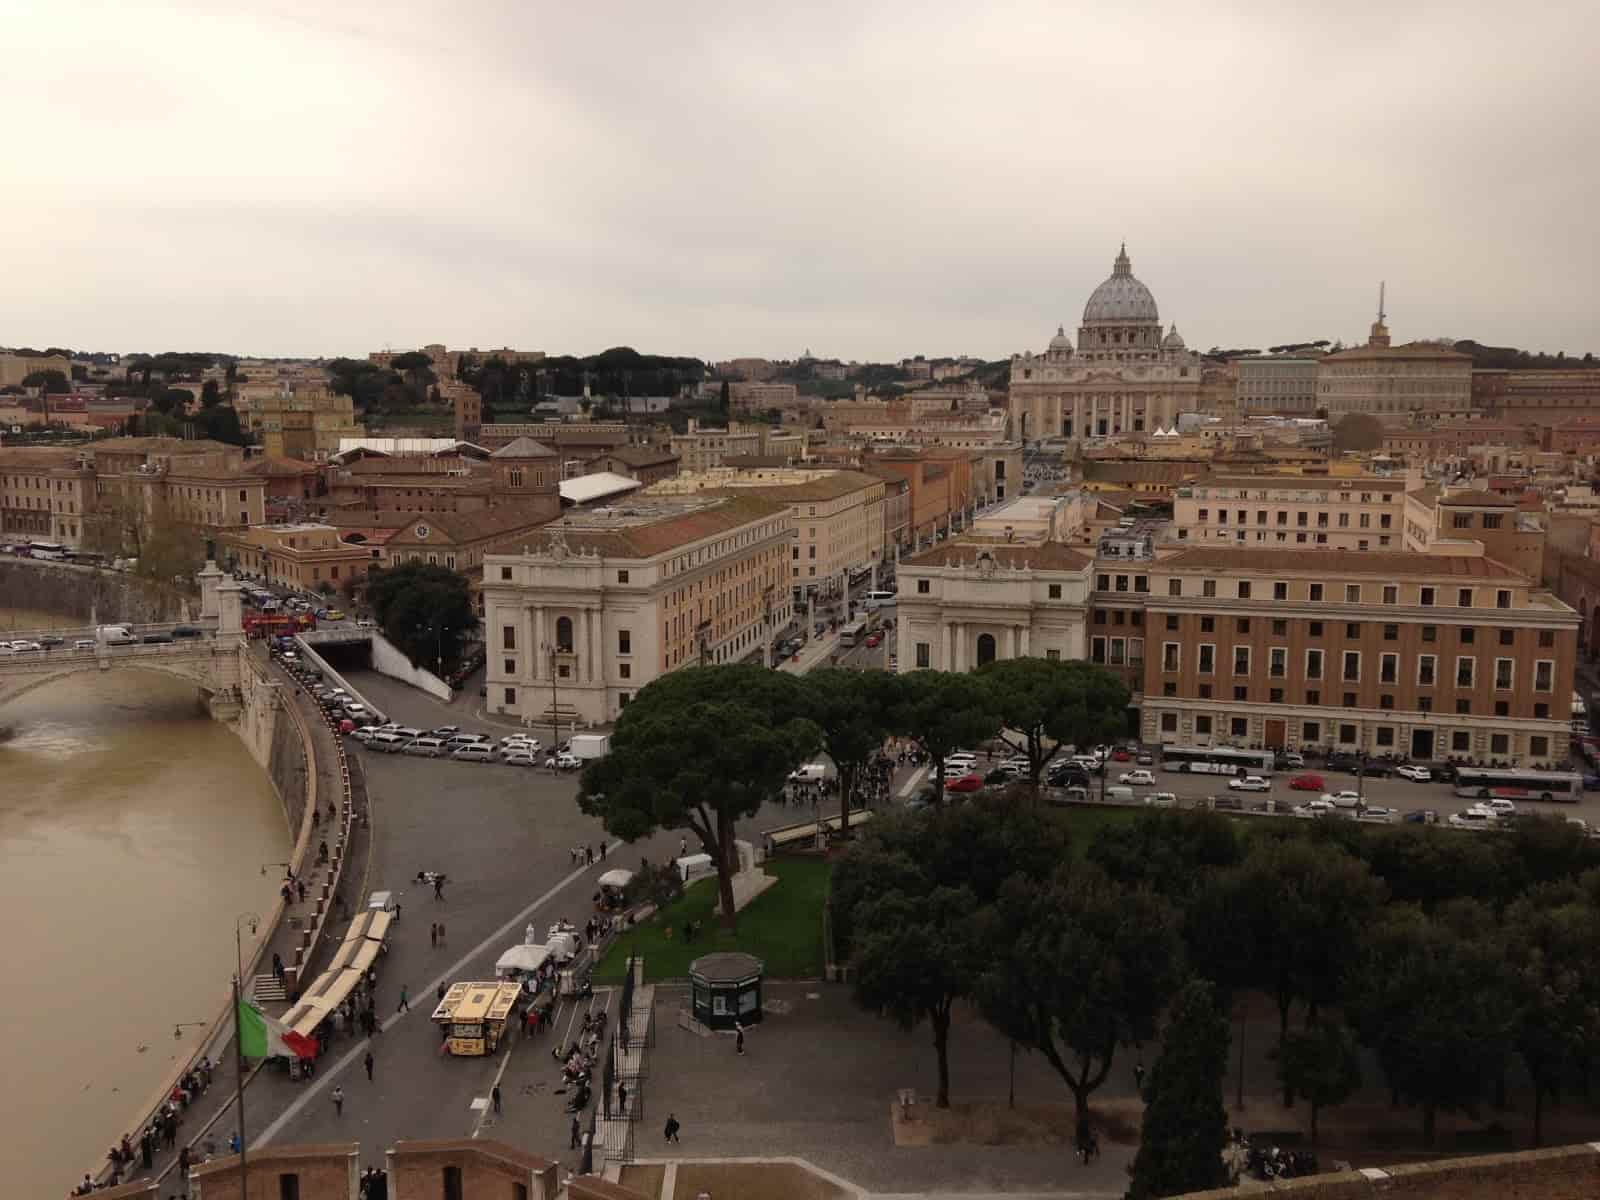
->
left=1377, top=281, right=1386, bottom=322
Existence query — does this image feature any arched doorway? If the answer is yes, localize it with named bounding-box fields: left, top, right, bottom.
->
left=976, top=633, right=997, bottom=667
left=556, top=615, right=574, bottom=651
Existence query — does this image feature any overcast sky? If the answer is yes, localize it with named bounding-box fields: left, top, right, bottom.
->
left=3, top=0, right=1594, bottom=363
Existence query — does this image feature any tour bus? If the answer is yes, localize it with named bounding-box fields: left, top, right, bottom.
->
left=862, top=589, right=897, bottom=612
left=1159, top=745, right=1276, bottom=777
left=431, top=981, right=522, bottom=1056
left=1452, top=768, right=1583, bottom=804
left=27, top=540, right=68, bottom=561
left=839, top=618, right=870, bottom=648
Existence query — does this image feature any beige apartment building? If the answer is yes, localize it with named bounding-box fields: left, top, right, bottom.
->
left=481, top=495, right=793, bottom=726
left=1173, top=475, right=1410, bottom=551
left=1403, top=486, right=1545, bottom=581
left=646, top=467, right=886, bottom=604
left=0, top=350, right=71, bottom=389
left=238, top=380, right=364, bottom=459
left=219, top=523, right=373, bottom=591
left=1316, top=314, right=1472, bottom=418
left=1236, top=355, right=1321, bottom=412
left=1138, top=547, right=1576, bottom=766
left=0, top=446, right=94, bottom=546
left=668, top=420, right=767, bottom=472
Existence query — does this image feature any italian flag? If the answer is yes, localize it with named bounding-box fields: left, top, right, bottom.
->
left=238, top=1000, right=318, bottom=1060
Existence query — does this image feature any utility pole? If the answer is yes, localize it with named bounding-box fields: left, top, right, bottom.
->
left=545, top=644, right=559, bottom=751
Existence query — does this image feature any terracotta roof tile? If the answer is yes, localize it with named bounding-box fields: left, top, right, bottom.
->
left=495, top=495, right=788, bottom=560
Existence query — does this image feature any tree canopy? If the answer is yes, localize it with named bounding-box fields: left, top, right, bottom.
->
left=888, top=669, right=998, bottom=793
left=975, top=658, right=1129, bottom=791
left=578, top=666, right=818, bottom=928
left=364, top=562, right=476, bottom=675
left=1127, top=978, right=1232, bottom=1199
left=21, top=369, right=70, bottom=394
left=1332, top=413, right=1384, bottom=452
left=803, top=668, right=894, bottom=834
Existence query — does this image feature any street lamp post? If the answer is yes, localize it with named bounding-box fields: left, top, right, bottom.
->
left=542, top=643, right=559, bottom=751
left=232, top=912, right=259, bottom=1200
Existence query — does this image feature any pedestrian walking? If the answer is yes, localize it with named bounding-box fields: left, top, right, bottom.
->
left=735, top=1024, right=745, bottom=1056
left=664, top=1113, right=681, bottom=1143
left=492, top=1083, right=501, bottom=1114
left=618, top=1081, right=628, bottom=1114
left=600, top=842, right=607, bottom=861
left=679, top=837, right=687, bottom=857
left=437, top=921, right=445, bottom=944
left=333, top=1086, right=345, bottom=1117
left=364, top=1050, right=374, bottom=1081
left=430, top=923, right=438, bottom=948
left=570, top=1116, right=581, bottom=1149
left=297, top=879, right=307, bottom=903
left=433, top=876, right=445, bottom=901
left=397, top=985, right=409, bottom=1013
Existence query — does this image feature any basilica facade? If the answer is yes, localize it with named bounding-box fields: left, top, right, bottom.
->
left=1009, top=245, right=1202, bottom=442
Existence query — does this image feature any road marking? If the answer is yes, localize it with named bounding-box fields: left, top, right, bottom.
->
left=255, top=840, right=622, bottom=1147
left=897, top=766, right=928, bottom=799
left=470, top=1046, right=515, bottom=1138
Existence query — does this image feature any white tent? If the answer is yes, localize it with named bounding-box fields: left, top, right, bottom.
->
left=496, top=944, right=553, bottom=977
left=597, top=869, right=634, bottom=889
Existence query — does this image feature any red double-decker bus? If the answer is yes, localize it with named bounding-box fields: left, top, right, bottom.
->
left=244, top=612, right=317, bottom=639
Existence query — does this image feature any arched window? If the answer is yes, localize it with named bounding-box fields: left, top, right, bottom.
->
left=556, top=615, right=574, bottom=651
left=976, top=633, right=997, bottom=666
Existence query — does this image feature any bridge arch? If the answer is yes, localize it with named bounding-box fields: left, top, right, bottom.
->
left=0, top=652, right=242, bottom=714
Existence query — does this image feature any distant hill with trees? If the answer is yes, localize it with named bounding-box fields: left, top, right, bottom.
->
left=1453, top=340, right=1597, bottom=370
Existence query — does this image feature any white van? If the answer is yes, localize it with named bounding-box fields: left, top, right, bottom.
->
left=862, top=589, right=897, bottom=611
left=97, top=624, right=136, bottom=645
left=675, top=853, right=715, bottom=884
left=367, top=732, right=406, bottom=753
left=787, top=762, right=828, bottom=784
left=1104, top=785, right=1135, bottom=803
left=405, top=737, right=447, bottom=758
left=450, top=743, right=495, bottom=763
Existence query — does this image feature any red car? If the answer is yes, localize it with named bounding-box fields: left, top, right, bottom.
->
left=865, top=632, right=883, bottom=648
left=942, top=773, right=984, bottom=793
left=1288, top=773, right=1326, bottom=791
left=1110, top=749, right=1133, bottom=762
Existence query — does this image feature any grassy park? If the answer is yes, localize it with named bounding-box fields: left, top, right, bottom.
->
left=593, top=857, right=832, bottom=983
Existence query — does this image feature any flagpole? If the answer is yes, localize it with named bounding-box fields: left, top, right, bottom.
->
left=233, top=973, right=249, bottom=1200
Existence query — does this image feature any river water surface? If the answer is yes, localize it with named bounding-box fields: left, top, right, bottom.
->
left=0, top=607, right=288, bottom=1197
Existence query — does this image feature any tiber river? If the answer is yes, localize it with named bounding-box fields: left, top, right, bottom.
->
left=0, top=608, right=288, bottom=1197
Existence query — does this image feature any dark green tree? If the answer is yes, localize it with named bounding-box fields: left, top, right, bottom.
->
left=1086, top=809, right=1244, bottom=901
left=887, top=671, right=999, bottom=797
left=326, top=358, right=402, bottom=410
left=363, top=562, right=476, bottom=674
left=978, top=866, right=1184, bottom=1124
left=389, top=351, right=437, bottom=401
left=1276, top=1021, right=1361, bottom=1145
left=1127, top=978, right=1231, bottom=1199
left=196, top=404, right=247, bottom=446
left=804, top=668, right=893, bottom=836
left=1503, top=887, right=1600, bottom=1144
left=851, top=885, right=986, bottom=1109
left=974, top=658, right=1129, bottom=794
left=1332, top=413, right=1383, bottom=452
left=719, top=379, right=731, bottom=415
left=1345, top=905, right=1519, bottom=1145
left=578, top=666, right=818, bottom=929
left=1224, top=838, right=1386, bottom=1101
left=200, top=379, right=222, bottom=408
left=22, top=369, right=70, bottom=394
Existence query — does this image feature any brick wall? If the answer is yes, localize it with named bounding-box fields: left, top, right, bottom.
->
left=568, top=1176, right=652, bottom=1200
left=189, top=1144, right=359, bottom=1200
left=387, top=1139, right=558, bottom=1200
left=1176, top=1142, right=1600, bottom=1200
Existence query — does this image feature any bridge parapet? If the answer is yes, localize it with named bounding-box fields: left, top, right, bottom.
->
left=0, top=633, right=246, bottom=711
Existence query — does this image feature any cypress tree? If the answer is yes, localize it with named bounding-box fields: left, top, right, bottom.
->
left=1127, top=978, right=1231, bottom=1199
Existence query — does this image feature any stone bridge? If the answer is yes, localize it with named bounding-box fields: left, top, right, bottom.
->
left=0, top=562, right=252, bottom=717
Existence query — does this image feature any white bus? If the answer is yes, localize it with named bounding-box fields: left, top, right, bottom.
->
left=27, top=541, right=68, bottom=560
left=839, top=618, right=870, bottom=648
left=1453, top=768, right=1583, bottom=804
left=862, top=589, right=897, bottom=612
left=1160, top=745, right=1276, bottom=777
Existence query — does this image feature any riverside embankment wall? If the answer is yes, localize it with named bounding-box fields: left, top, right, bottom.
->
left=0, top=558, right=190, bottom=624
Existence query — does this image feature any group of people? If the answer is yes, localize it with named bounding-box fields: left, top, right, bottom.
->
left=82, top=1056, right=217, bottom=1193
left=569, top=843, right=606, bottom=865
left=358, top=1165, right=391, bottom=1200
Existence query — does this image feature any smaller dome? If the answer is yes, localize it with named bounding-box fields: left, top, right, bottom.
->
left=1048, top=325, right=1073, bottom=353
left=1162, top=324, right=1186, bottom=350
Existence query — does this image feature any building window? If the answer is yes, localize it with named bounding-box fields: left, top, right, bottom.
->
left=1272, top=619, right=1287, bottom=636
left=1302, top=721, right=1320, bottom=742
left=1306, top=689, right=1320, bottom=705
left=1168, top=579, right=1181, bottom=597
left=556, top=616, right=573, bottom=651
left=1452, top=730, right=1471, bottom=752
left=1196, top=715, right=1213, bottom=735
left=1164, top=682, right=1178, bottom=696
left=1273, top=581, right=1288, bottom=600
left=1046, top=649, right=1061, bottom=661
left=1233, top=646, right=1250, bottom=676
left=1310, top=582, right=1324, bottom=601
left=1531, top=735, right=1550, bottom=758
left=1163, top=643, right=1179, bottom=672
left=1091, top=637, right=1106, bottom=664
left=1309, top=621, right=1323, bottom=637
left=1499, top=629, right=1515, bottom=646
left=618, top=630, right=631, bottom=655
left=1376, top=725, right=1395, bottom=746
left=1420, top=586, right=1435, bottom=606
left=279, top=1175, right=301, bottom=1200
left=503, top=625, right=516, bottom=651
left=1198, top=644, right=1215, bottom=674
left=1237, top=618, right=1251, bottom=634
left=1380, top=653, right=1397, bottom=684
left=1048, top=584, right=1061, bottom=599
left=1456, top=657, right=1475, bottom=687
left=1418, top=655, right=1436, bottom=686
left=1231, top=716, right=1248, bottom=736
left=1382, top=585, right=1398, bottom=605
left=503, top=686, right=517, bottom=706
left=1200, top=616, right=1215, bottom=633
left=1461, top=627, right=1475, bottom=644
left=1539, top=629, right=1555, bottom=648
left=915, top=642, right=930, bottom=668
left=1458, top=588, right=1473, bottom=607
left=1306, top=648, right=1323, bottom=679
left=917, top=579, right=929, bottom=594
left=1166, top=614, right=1179, bottom=631
left=1494, top=658, right=1513, bottom=689
left=1534, top=660, right=1554, bottom=691
left=1269, top=647, right=1286, bottom=677
left=1345, top=584, right=1361, bottom=603
left=1496, top=589, right=1511, bottom=609
left=500, top=566, right=513, bottom=581
left=1383, top=623, right=1398, bottom=641
left=618, top=570, right=630, bottom=583
left=1339, top=723, right=1357, bottom=744
left=1342, top=651, right=1360, bottom=681
left=620, top=663, right=631, bottom=679
left=1238, top=581, right=1251, bottom=599
left=1160, top=712, right=1178, bottom=734
left=503, top=659, right=515, bottom=675
left=1490, top=732, right=1510, bottom=756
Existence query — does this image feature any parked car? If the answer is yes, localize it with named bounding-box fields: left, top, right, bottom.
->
left=1110, top=749, right=1133, bottom=763
left=1357, top=807, right=1397, bottom=823
left=1288, top=773, right=1325, bottom=791
left=553, top=752, right=582, bottom=770
left=356, top=617, right=376, bottom=629
left=1395, top=764, right=1432, bottom=782
left=1118, top=769, right=1156, bottom=786
left=1228, top=775, right=1271, bottom=792
left=1143, top=792, right=1179, bottom=808
left=502, top=750, right=540, bottom=767
left=324, top=609, right=346, bottom=621
left=1210, top=794, right=1243, bottom=811
left=171, top=624, right=203, bottom=639
left=864, top=633, right=883, bottom=648
left=1484, top=797, right=1518, bottom=817
left=1403, top=809, right=1439, bottom=825
left=1449, top=809, right=1496, bottom=830
left=451, top=744, right=496, bottom=763
left=432, top=725, right=461, bottom=736
left=1275, top=751, right=1306, bottom=770
left=1293, top=800, right=1336, bottom=819
left=1321, top=790, right=1363, bottom=809
left=943, top=773, right=985, bottom=794
left=404, top=737, right=447, bottom=758
left=1135, top=751, right=1154, bottom=766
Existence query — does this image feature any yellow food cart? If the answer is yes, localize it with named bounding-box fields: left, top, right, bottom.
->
left=431, top=981, right=521, bottom=1056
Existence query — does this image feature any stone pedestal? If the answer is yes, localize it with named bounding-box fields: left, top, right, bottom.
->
left=198, top=560, right=224, bottom=624
left=719, top=838, right=777, bottom=915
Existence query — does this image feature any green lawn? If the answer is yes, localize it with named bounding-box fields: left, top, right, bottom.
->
left=593, top=857, right=832, bottom=983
